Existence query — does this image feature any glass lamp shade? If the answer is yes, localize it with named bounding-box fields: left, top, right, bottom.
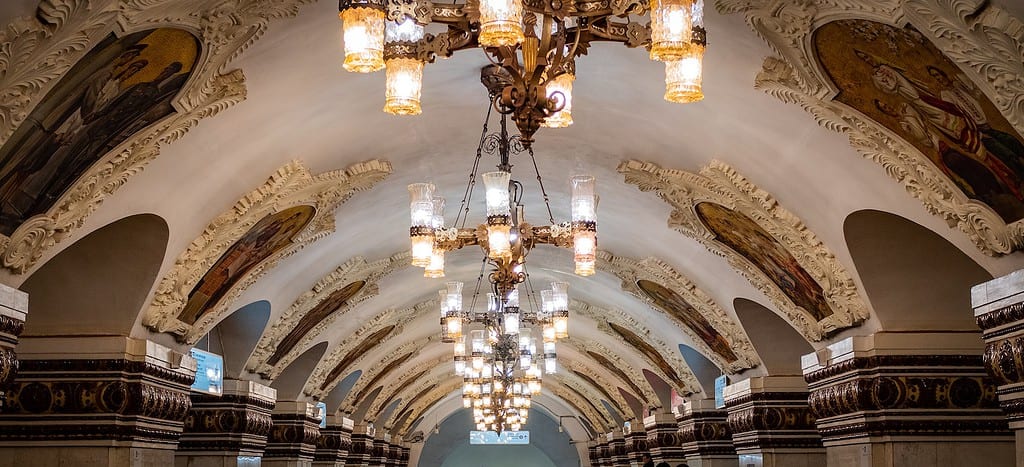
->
left=445, top=281, right=463, bottom=312
left=409, top=183, right=435, bottom=226
left=552, top=311, right=569, bottom=339
left=341, top=7, right=385, bottom=73
left=487, top=223, right=512, bottom=260
left=463, top=398, right=472, bottom=408
left=478, top=0, right=525, bottom=47
left=411, top=235, right=434, bottom=268
left=454, top=339, right=466, bottom=357
left=540, top=290, right=554, bottom=315
left=544, top=357, right=556, bottom=374
left=444, top=315, right=463, bottom=339
left=575, top=259, right=595, bottom=276
left=503, top=311, right=520, bottom=335
left=384, top=57, right=424, bottom=115
left=542, top=323, right=556, bottom=343
left=664, top=48, right=704, bottom=103
left=506, top=287, right=520, bottom=308
left=424, top=249, right=445, bottom=278
left=542, top=73, right=574, bottom=128
left=431, top=196, right=446, bottom=228
left=543, top=341, right=556, bottom=355
left=482, top=171, right=512, bottom=217
left=573, top=230, right=596, bottom=269
left=551, top=282, right=568, bottom=310
left=571, top=175, right=596, bottom=222
left=649, top=0, right=693, bottom=62
left=454, top=358, right=466, bottom=375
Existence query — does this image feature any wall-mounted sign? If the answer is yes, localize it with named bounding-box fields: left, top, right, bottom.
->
left=315, top=402, right=328, bottom=428
left=469, top=430, right=530, bottom=445
left=714, top=375, right=728, bottom=409
left=190, top=348, right=224, bottom=395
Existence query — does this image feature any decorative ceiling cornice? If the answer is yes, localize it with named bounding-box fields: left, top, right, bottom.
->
left=618, top=159, right=869, bottom=340
left=246, top=251, right=410, bottom=376
left=366, top=355, right=449, bottom=420
left=570, top=299, right=704, bottom=394
left=716, top=0, right=1024, bottom=255
left=594, top=253, right=760, bottom=371
left=561, top=338, right=659, bottom=404
left=562, top=359, right=636, bottom=417
left=0, top=0, right=315, bottom=273
left=143, top=160, right=392, bottom=343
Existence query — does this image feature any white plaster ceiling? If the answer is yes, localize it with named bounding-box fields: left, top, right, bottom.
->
left=4, top=0, right=1024, bottom=434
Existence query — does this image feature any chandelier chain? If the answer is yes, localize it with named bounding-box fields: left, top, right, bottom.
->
left=528, top=145, right=556, bottom=225
left=456, top=103, right=494, bottom=229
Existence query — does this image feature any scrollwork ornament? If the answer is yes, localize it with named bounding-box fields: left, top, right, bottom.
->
left=618, top=160, right=869, bottom=341
left=717, top=0, right=1024, bottom=255
left=143, top=160, right=392, bottom=343
left=0, top=0, right=319, bottom=274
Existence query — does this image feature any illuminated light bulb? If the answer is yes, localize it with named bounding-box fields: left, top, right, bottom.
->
left=445, top=315, right=463, bottom=339
left=542, top=72, right=574, bottom=128
left=341, top=7, right=385, bottom=72
left=486, top=223, right=512, bottom=260
left=384, top=57, right=424, bottom=115
left=649, top=0, right=693, bottom=62
left=664, top=48, right=704, bottom=103
left=478, top=0, right=524, bottom=47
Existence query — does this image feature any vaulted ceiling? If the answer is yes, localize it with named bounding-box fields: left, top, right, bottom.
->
left=2, top=0, right=1023, bottom=457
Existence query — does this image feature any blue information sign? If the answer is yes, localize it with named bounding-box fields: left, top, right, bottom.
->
left=714, top=375, right=728, bottom=409
left=190, top=348, right=224, bottom=395
left=469, top=431, right=530, bottom=445
left=315, top=402, right=328, bottom=428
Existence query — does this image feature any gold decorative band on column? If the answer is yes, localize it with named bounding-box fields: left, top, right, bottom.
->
left=177, top=380, right=276, bottom=457
left=624, top=428, right=648, bottom=465
left=264, top=402, right=322, bottom=463
left=724, top=391, right=822, bottom=451
left=677, top=403, right=735, bottom=459
left=315, top=415, right=354, bottom=463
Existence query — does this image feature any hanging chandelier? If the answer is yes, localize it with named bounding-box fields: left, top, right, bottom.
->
left=338, top=0, right=707, bottom=145
left=406, top=72, right=594, bottom=432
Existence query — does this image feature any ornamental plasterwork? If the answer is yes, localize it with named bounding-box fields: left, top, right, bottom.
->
left=542, top=381, right=613, bottom=429
left=378, top=363, right=456, bottom=427
left=550, top=373, right=622, bottom=424
left=589, top=255, right=760, bottom=372
left=0, top=0, right=314, bottom=273
left=366, top=355, right=451, bottom=420
left=716, top=0, right=1024, bottom=255
left=143, top=160, right=392, bottom=342
left=562, top=337, right=661, bottom=404
left=246, top=251, right=410, bottom=376
left=392, top=376, right=464, bottom=432
left=618, top=160, right=869, bottom=340
left=562, top=359, right=635, bottom=418
left=572, top=299, right=704, bottom=394
left=331, top=329, right=437, bottom=410
left=308, top=329, right=435, bottom=399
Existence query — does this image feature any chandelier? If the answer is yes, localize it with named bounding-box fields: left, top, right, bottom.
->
left=406, top=74, right=595, bottom=432
left=338, top=0, right=707, bottom=145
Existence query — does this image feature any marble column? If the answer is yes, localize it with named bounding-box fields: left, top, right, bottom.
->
left=678, top=399, right=737, bottom=467
left=0, top=336, right=195, bottom=466
left=263, top=401, right=321, bottom=467
left=644, top=412, right=685, bottom=464
left=345, top=424, right=374, bottom=467
left=314, top=415, right=353, bottom=466
left=607, top=428, right=627, bottom=466
left=723, top=376, right=824, bottom=467
left=624, top=425, right=648, bottom=466
left=803, top=331, right=1012, bottom=467
left=0, top=284, right=25, bottom=410
left=974, top=270, right=1024, bottom=467
left=176, top=379, right=276, bottom=466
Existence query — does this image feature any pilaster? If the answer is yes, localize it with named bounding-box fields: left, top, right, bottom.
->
left=644, top=412, right=685, bottom=464
left=263, top=401, right=321, bottom=467
left=723, top=376, right=824, bottom=467
left=803, top=331, right=1012, bottom=467
left=623, top=424, right=647, bottom=466
left=0, top=336, right=196, bottom=466
left=0, top=284, right=26, bottom=409
left=175, top=379, right=276, bottom=466
left=975, top=270, right=1024, bottom=467
left=678, top=399, right=737, bottom=467
left=314, top=415, right=353, bottom=466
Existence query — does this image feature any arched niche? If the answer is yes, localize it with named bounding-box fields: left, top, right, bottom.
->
left=352, top=385, right=383, bottom=421
left=375, top=398, right=403, bottom=427
left=195, top=300, right=271, bottom=379
left=271, top=341, right=327, bottom=401
left=734, top=298, right=813, bottom=376
left=418, top=408, right=579, bottom=467
left=844, top=210, right=992, bottom=331
left=600, top=399, right=625, bottom=426
left=641, top=369, right=672, bottom=409
left=678, top=344, right=719, bottom=396
left=20, top=214, right=168, bottom=337
left=618, top=388, right=645, bottom=421
left=324, top=370, right=362, bottom=413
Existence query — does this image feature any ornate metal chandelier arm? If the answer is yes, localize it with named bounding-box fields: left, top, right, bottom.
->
left=417, top=28, right=476, bottom=63
left=529, top=224, right=575, bottom=249
left=587, top=17, right=651, bottom=48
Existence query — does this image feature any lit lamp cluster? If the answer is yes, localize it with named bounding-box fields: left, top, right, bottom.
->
left=337, top=0, right=707, bottom=144
left=439, top=281, right=570, bottom=432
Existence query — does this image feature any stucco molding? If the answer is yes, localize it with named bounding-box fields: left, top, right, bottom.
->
left=246, top=251, right=410, bottom=377
left=0, top=0, right=315, bottom=273
left=717, top=0, right=1024, bottom=255
left=366, top=355, right=450, bottom=420
left=308, top=323, right=435, bottom=399
left=560, top=359, right=634, bottom=418
left=328, top=330, right=436, bottom=408
left=562, top=337, right=662, bottom=404
left=596, top=251, right=761, bottom=370
left=618, top=160, right=869, bottom=341
left=142, top=160, right=392, bottom=342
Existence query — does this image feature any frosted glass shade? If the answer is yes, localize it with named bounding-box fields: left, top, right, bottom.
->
left=650, top=0, right=692, bottom=62
left=478, top=0, right=524, bottom=47
left=571, top=175, right=596, bottom=222
left=410, top=235, right=433, bottom=267
left=542, top=73, right=574, bottom=128
left=424, top=249, right=444, bottom=278
left=487, top=224, right=511, bottom=260
left=341, top=7, right=385, bottom=73
left=482, top=171, right=512, bottom=217
left=665, top=49, right=704, bottom=103
left=384, top=58, right=424, bottom=115
left=573, top=230, right=596, bottom=267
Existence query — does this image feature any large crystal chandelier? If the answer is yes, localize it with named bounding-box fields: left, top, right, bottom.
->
left=407, top=72, right=594, bottom=432
left=339, top=0, right=707, bottom=146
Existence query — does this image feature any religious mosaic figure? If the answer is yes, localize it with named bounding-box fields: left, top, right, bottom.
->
left=0, top=28, right=200, bottom=235
left=178, top=205, right=315, bottom=325
left=695, top=202, right=834, bottom=321
left=814, top=19, right=1024, bottom=223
